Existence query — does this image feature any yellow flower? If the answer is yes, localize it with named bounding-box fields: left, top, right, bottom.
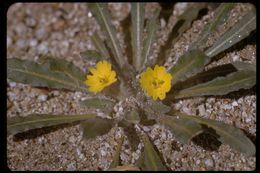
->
left=139, top=65, right=172, bottom=100
left=85, top=60, right=117, bottom=94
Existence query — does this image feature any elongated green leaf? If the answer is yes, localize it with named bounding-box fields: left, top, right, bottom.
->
left=109, top=136, right=124, bottom=169
left=175, top=112, right=255, bottom=156
left=131, top=3, right=145, bottom=71
left=91, top=31, right=110, bottom=59
left=81, top=117, right=114, bottom=139
left=141, top=133, right=167, bottom=171
left=232, top=61, right=256, bottom=72
left=80, top=97, right=115, bottom=113
left=7, top=58, right=87, bottom=92
left=205, top=10, right=256, bottom=58
left=171, top=61, right=255, bottom=92
left=108, top=165, right=140, bottom=171
left=158, top=115, right=202, bottom=144
left=118, top=120, right=140, bottom=151
left=175, top=69, right=256, bottom=99
left=124, top=109, right=140, bottom=124
left=147, top=100, right=171, bottom=114
left=142, top=8, right=160, bottom=70
left=168, top=49, right=209, bottom=85
left=80, top=50, right=103, bottom=61
left=192, top=3, right=235, bottom=49
left=88, top=3, right=126, bottom=68
left=156, top=4, right=206, bottom=65
left=7, top=114, right=96, bottom=136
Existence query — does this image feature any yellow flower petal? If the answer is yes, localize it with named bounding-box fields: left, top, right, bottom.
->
left=85, top=60, right=117, bottom=94
left=139, top=65, right=172, bottom=100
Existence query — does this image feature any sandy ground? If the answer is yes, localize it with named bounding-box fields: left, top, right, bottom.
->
left=7, top=3, right=256, bottom=170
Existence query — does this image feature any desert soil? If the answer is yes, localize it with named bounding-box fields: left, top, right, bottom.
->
left=7, top=3, right=256, bottom=171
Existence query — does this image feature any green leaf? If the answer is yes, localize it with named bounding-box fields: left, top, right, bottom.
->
left=148, top=100, right=171, bottom=114
left=131, top=3, right=145, bottom=71
left=88, top=3, right=126, bottom=68
left=205, top=10, right=256, bottom=58
left=91, top=31, right=110, bottom=59
left=7, top=114, right=96, bottom=136
left=81, top=117, right=114, bottom=139
left=7, top=58, right=87, bottom=92
left=175, top=69, right=256, bottom=99
left=232, top=61, right=256, bottom=72
left=80, top=97, right=116, bottom=113
left=168, top=49, right=209, bottom=85
left=191, top=3, right=235, bottom=49
left=142, top=8, right=160, bottom=70
left=109, top=136, right=124, bottom=169
left=156, top=4, right=206, bottom=65
left=176, top=112, right=255, bottom=156
left=175, top=3, right=207, bottom=38
left=124, top=109, right=140, bottom=124
left=171, top=61, right=255, bottom=92
left=118, top=120, right=140, bottom=151
left=80, top=50, right=103, bottom=61
left=158, top=115, right=202, bottom=144
left=140, top=133, right=168, bottom=171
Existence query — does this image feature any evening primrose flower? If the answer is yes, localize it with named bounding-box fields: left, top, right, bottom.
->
left=85, top=60, right=117, bottom=94
left=139, top=65, right=172, bottom=100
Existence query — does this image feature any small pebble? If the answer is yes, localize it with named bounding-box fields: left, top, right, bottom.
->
left=196, top=160, right=201, bottom=165
left=100, top=149, right=106, bottom=157
left=198, top=104, right=207, bottom=116
left=37, top=95, right=48, bottom=102
left=29, top=39, right=38, bottom=47
left=232, top=101, right=238, bottom=107
left=232, top=55, right=240, bottom=61
left=37, top=42, right=49, bottom=54
left=204, top=158, right=214, bottom=168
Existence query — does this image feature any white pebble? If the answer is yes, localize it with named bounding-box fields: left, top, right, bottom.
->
left=37, top=95, right=48, bottom=102
left=7, top=36, right=12, bottom=48
left=154, top=139, right=160, bottom=146
left=161, top=132, right=166, bottom=139
left=142, top=126, right=150, bottom=132
left=118, top=107, right=123, bottom=112
left=9, top=82, right=17, bottom=87
left=238, top=98, right=243, bottom=104
left=53, top=90, right=60, bottom=96
left=160, top=18, right=166, bottom=28
left=232, top=55, right=240, bottom=61
left=88, top=12, right=92, bottom=17
left=174, top=103, right=182, bottom=110
left=198, top=104, right=207, bottom=116
left=29, top=39, right=38, bottom=47
left=196, top=159, right=201, bottom=165
left=204, top=158, right=214, bottom=168
left=37, top=42, right=49, bottom=54
left=245, top=118, right=251, bottom=123
left=69, top=136, right=75, bottom=143
left=76, top=148, right=82, bottom=156
left=223, top=104, right=232, bottom=110
left=232, top=101, right=238, bottom=107
left=100, top=149, right=107, bottom=156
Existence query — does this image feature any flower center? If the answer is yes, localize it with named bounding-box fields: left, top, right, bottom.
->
left=151, top=78, right=164, bottom=89
left=99, top=76, right=109, bottom=84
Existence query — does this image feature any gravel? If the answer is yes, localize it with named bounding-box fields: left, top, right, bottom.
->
left=7, top=3, right=255, bottom=171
